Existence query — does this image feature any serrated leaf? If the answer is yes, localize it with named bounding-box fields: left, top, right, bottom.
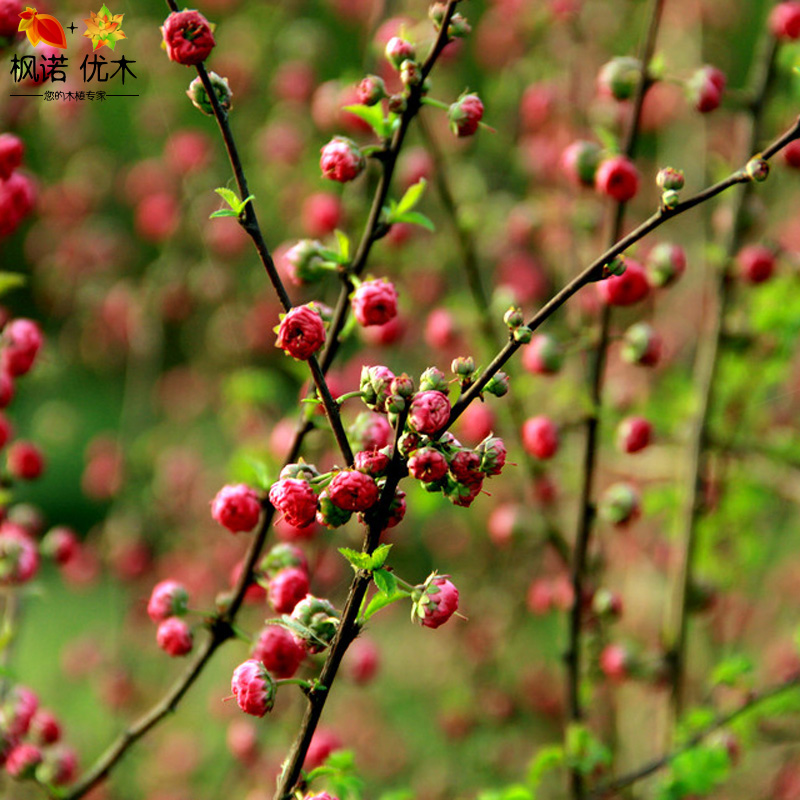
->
left=0, top=272, right=26, bottom=298
left=335, top=229, right=350, bottom=261
left=396, top=178, right=427, bottom=215
left=362, top=588, right=409, bottom=621
left=210, top=208, right=240, bottom=218
left=214, top=187, right=240, bottom=207
left=368, top=543, right=392, bottom=569
left=339, top=547, right=373, bottom=570
left=373, top=568, right=397, bottom=596
left=393, top=210, right=435, bottom=232
left=343, top=104, right=388, bottom=139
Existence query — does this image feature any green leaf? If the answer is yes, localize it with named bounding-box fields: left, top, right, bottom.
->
left=214, top=187, right=239, bottom=207
left=393, top=210, right=435, bottom=232
left=339, top=547, right=373, bottom=571
left=593, top=125, right=619, bottom=155
left=373, top=568, right=397, bottom=596
left=527, top=746, right=564, bottom=789
left=244, top=457, right=271, bottom=491
left=343, top=104, right=388, bottom=139
left=335, top=229, right=350, bottom=261
left=396, top=178, right=427, bottom=214
left=0, top=272, right=26, bottom=298
left=209, top=208, right=240, bottom=218
left=710, top=654, right=753, bottom=688
left=98, top=3, right=112, bottom=16
left=368, top=543, right=392, bottom=569
left=362, top=588, right=409, bottom=621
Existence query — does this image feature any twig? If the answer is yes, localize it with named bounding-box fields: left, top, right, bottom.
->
left=563, top=2, right=665, bottom=796
left=589, top=674, right=800, bottom=798
left=663, top=30, right=779, bottom=729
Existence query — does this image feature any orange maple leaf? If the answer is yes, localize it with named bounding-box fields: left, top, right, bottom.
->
left=17, top=7, right=67, bottom=49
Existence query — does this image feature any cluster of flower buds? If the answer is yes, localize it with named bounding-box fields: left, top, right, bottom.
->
left=147, top=579, right=193, bottom=657
left=429, top=2, right=472, bottom=37
left=0, top=683, right=78, bottom=787
left=0, top=134, right=36, bottom=239
left=561, top=141, right=640, bottom=203
left=656, top=166, right=685, bottom=211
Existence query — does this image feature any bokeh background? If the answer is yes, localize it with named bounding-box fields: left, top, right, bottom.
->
left=4, top=0, right=800, bottom=798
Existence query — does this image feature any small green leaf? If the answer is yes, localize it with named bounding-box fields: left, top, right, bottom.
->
left=0, top=272, right=26, bottom=298
left=396, top=178, right=427, bottom=215
left=210, top=208, right=240, bottom=218
left=362, top=588, right=409, bottom=621
left=593, top=125, right=619, bottom=155
left=214, top=187, right=240, bottom=207
left=711, top=654, right=753, bottom=688
left=335, top=229, right=350, bottom=261
left=373, top=568, right=397, bottom=596
left=244, top=457, right=271, bottom=491
left=393, top=210, right=435, bottom=232
left=343, top=104, right=388, bottom=139
left=339, top=547, right=373, bottom=571
left=527, top=745, right=564, bottom=789
left=367, top=543, right=392, bottom=570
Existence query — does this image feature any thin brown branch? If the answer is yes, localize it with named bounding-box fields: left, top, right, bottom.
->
left=589, top=674, right=800, bottom=798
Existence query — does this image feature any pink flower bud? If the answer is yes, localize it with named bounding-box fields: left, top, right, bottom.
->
left=251, top=624, right=306, bottom=679
left=622, top=322, right=662, bottom=366
left=687, top=65, right=725, bottom=113
left=320, top=137, right=366, bottom=183
left=521, top=416, right=559, bottom=460
left=599, top=483, right=641, bottom=526
left=0, top=522, right=38, bottom=586
left=357, top=74, right=387, bottom=105
left=0, top=133, right=24, bottom=181
left=770, top=2, right=800, bottom=40
left=616, top=416, right=652, bottom=454
left=260, top=542, right=309, bottom=578
left=595, top=155, right=640, bottom=202
left=346, top=638, right=380, bottom=684
left=385, top=36, right=415, bottom=69
left=161, top=10, right=216, bottom=66
left=35, top=745, right=78, bottom=786
left=408, top=447, right=448, bottom=483
left=596, top=259, right=650, bottom=306
left=268, top=566, right=310, bottom=614
left=29, top=709, right=61, bottom=745
left=231, top=659, right=276, bottom=717
left=416, top=576, right=460, bottom=628
left=40, top=526, right=79, bottom=565
left=784, top=139, right=800, bottom=169
left=211, top=483, right=261, bottom=533
left=354, top=448, right=391, bottom=476
left=301, top=193, right=344, bottom=238
left=599, top=643, right=630, bottom=682
left=597, top=56, right=642, bottom=101
left=304, top=728, right=342, bottom=769
left=2, top=318, right=42, bottom=377
left=147, top=579, right=189, bottom=622
left=449, top=449, right=482, bottom=483
left=275, top=304, right=327, bottom=360
left=352, top=279, right=398, bottom=327
left=269, top=478, right=319, bottom=528
left=7, top=440, right=44, bottom=481
left=156, top=617, right=193, bottom=657
left=561, top=140, right=602, bottom=187
left=646, top=242, right=687, bottom=287
left=737, top=244, right=776, bottom=284
left=448, top=94, right=484, bottom=137
left=328, top=470, right=379, bottom=512
left=3, top=685, right=38, bottom=737
left=522, top=334, right=563, bottom=375
left=408, top=390, right=451, bottom=435
left=6, top=742, right=42, bottom=779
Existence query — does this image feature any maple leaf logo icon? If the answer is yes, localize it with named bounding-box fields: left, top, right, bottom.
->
left=17, top=7, right=68, bottom=49
left=83, top=4, right=126, bottom=51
